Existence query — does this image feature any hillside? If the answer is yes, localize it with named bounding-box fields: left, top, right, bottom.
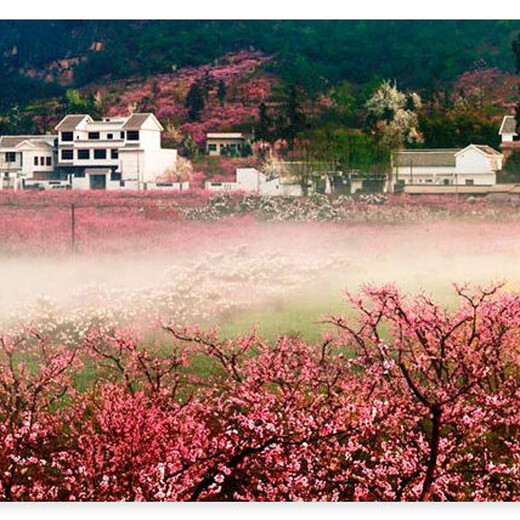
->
left=2, top=20, right=520, bottom=111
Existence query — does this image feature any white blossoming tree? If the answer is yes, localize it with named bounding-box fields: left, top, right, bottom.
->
left=366, top=80, right=423, bottom=149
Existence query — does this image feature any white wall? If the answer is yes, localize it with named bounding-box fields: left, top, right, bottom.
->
left=456, top=148, right=501, bottom=175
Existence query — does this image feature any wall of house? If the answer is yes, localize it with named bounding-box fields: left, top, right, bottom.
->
left=206, top=138, right=245, bottom=156
left=393, top=166, right=455, bottom=178
left=456, top=149, right=501, bottom=174
left=22, top=149, right=54, bottom=178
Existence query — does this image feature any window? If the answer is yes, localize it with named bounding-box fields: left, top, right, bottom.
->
left=107, top=133, right=113, bottom=140
left=127, top=130, right=140, bottom=141
left=120, top=180, right=125, bottom=187
left=5, top=152, right=16, bottom=163
left=465, top=179, right=474, bottom=186
left=40, top=157, right=45, bottom=166
left=61, top=132, right=73, bottom=142
left=46, top=157, right=52, bottom=166
left=88, top=132, right=100, bottom=140
left=61, top=150, right=74, bottom=161
left=34, top=157, right=39, bottom=166
left=77, top=149, right=90, bottom=160
left=443, top=179, right=450, bottom=185
left=111, top=171, right=121, bottom=181
left=120, top=132, right=125, bottom=139
left=111, top=149, right=119, bottom=159
left=208, top=144, right=217, bottom=152
left=94, top=149, right=107, bottom=160
left=74, top=170, right=85, bottom=178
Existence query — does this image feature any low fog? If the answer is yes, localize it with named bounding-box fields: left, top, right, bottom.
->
left=1, top=220, right=519, bottom=335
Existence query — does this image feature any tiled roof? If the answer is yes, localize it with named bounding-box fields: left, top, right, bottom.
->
left=55, top=115, right=91, bottom=131
left=393, top=149, right=459, bottom=168
left=0, top=135, right=55, bottom=149
left=499, top=115, right=517, bottom=135
left=474, top=145, right=502, bottom=156
left=121, top=113, right=161, bottom=130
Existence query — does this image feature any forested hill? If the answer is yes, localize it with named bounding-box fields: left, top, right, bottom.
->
left=1, top=19, right=520, bottom=111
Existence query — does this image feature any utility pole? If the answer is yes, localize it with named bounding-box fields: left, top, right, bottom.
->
left=71, top=202, right=76, bottom=257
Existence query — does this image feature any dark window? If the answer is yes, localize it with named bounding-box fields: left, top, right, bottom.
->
left=78, top=149, right=90, bottom=160
left=34, top=157, right=38, bottom=166
left=46, top=157, right=52, bottom=166
left=120, top=180, right=125, bottom=187
left=120, top=132, right=125, bottom=139
left=111, top=149, right=119, bottom=159
left=40, top=157, right=45, bottom=166
left=465, top=179, right=475, bottom=186
left=88, top=132, right=100, bottom=140
left=74, top=170, right=85, bottom=178
left=107, top=133, right=113, bottom=140
left=111, top=171, right=121, bottom=181
left=127, top=131, right=140, bottom=141
left=208, top=144, right=217, bottom=151
left=61, top=132, right=73, bottom=142
left=61, top=150, right=74, bottom=161
left=5, top=152, right=16, bottom=163
left=94, top=149, right=107, bottom=160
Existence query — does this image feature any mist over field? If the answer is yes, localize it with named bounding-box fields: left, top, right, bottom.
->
left=2, top=218, right=518, bottom=338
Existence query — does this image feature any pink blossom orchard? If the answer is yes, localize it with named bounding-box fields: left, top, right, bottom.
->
left=1, top=284, right=520, bottom=501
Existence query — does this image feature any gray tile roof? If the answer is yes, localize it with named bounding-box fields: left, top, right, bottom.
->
left=55, top=114, right=91, bottom=131
left=122, top=113, right=159, bottom=130
left=499, top=115, right=517, bottom=135
left=0, top=135, right=55, bottom=149
left=393, top=149, right=459, bottom=168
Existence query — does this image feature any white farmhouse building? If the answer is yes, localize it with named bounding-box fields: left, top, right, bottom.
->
left=205, top=168, right=308, bottom=196
left=391, top=145, right=502, bottom=192
left=0, top=135, right=57, bottom=190
left=206, top=133, right=252, bottom=156
left=499, top=115, right=520, bottom=160
left=55, top=113, right=178, bottom=190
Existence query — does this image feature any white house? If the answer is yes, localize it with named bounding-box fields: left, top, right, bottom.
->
left=55, top=113, right=178, bottom=190
left=391, top=145, right=502, bottom=192
left=499, top=115, right=517, bottom=143
left=206, top=133, right=252, bottom=156
left=499, top=115, right=520, bottom=161
left=0, top=135, right=57, bottom=190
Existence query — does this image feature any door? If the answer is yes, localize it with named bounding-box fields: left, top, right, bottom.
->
left=90, top=174, right=106, bottom=190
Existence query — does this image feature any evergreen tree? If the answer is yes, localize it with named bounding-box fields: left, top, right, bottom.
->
left=281, top=85, right=306, bottom=149
left=185, top=81, right=205, bottom=122
left=217, top=80, right=226, bottom=105
left=255, top=102, right=271, bottom=142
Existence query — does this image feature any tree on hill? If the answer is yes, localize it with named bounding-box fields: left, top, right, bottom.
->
left=366, top=80, right=422, bottom=150
left=255, top=102, right=272, bottom=143
left=278, top=85, right=307, bottom=150
left=217, top=80, right=226, bottom=105
left=185, top=81, right=205, bottom=122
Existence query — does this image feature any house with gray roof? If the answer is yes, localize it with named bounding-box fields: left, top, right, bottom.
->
left=0, top=135, right=57, bottom=190
left=499, top=115, right=520, bottom=160
left=55, top=112, right=179, bottom=190
left=390, top=144, right=502, bottom=192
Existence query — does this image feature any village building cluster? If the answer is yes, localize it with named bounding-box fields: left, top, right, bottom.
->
left=0, top=113, right=515, bottom=195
